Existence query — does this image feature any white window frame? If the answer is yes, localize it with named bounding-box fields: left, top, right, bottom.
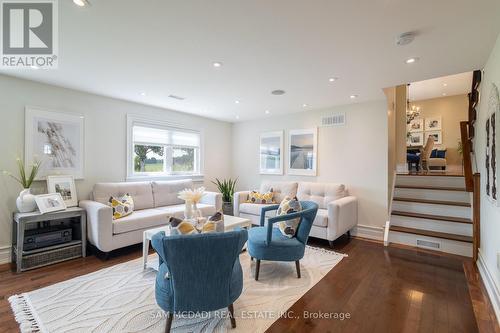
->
left=126, top=114, right=204, bottom=181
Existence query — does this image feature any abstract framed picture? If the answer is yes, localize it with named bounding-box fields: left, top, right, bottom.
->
left=425, top=116, right=442, bottom=131
left=35, top=193, right=67, bottom=214
left=425, top=131, right=442, bottom=145
left=408, top=118, right=424, bottom=132
left=260, top=131, right=284, bottom=175
left=47, top=175, right=78, bottom=207
left=25, top=106, right=85, bottom=180
left=288, top=128, right=317, bottom=176
left=408, top=132, right=424, bottom=147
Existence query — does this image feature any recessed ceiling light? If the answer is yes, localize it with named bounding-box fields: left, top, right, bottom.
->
left=265, top=110, right=270, bottom=114
left=213, top=62, right=222, bottom=68
left=328, top=77, right=338, bottom=82
left=442, top=93, right=447, bottom=96
left=235, top=100, right=240, bottom=104
left=443, top=83, right=448, bottom=87
left=302, top=104, right=308, bottom=107
left=235, top=115, right=240, bottom=120
left=73, top=0, right=89, bottom=6
left=405, top=57, right=419, bottom=64
left=140, top=92, right=146, bottom=96
left=350, top=94, right=358, bottom=99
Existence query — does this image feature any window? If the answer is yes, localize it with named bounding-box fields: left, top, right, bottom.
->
left=127, top=117, right=202, bottom=179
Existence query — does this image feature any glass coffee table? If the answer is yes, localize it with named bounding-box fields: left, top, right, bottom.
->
left=142, top=215, right=252, bottom=270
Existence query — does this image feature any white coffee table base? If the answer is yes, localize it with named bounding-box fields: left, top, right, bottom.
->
left=142, top=215, right=252, bottom=271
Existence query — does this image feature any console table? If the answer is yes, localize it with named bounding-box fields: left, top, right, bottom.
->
left=12, top=207, right=86, bottom=273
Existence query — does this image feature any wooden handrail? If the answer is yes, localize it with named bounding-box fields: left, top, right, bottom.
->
left=460, top=121, right=474, bottom=192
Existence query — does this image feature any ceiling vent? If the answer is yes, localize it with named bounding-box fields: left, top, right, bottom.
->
left=168, top=94, right=185, bottom=100
left=321, top=112, right=346, bottom=126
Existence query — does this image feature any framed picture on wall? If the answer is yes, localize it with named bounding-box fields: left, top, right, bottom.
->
left=260, top=131, right=284, bottom=175
left=408, top=132, right=424, bottom=146
left=47, top=175, right=78, bottom=207
left=425, top=116, right=442, bottom=131
left=486, top=83, right=499, bottom=203
left=408, top=118, right=424, bottom=132
left=25, top=106, right=85, bottom=180
left=425, top=131, right=442, bottom=145
left=288, top=128, right=317, bottom=176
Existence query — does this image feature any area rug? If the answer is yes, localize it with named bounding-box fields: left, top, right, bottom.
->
left=9, top=246, right=346, bottom=333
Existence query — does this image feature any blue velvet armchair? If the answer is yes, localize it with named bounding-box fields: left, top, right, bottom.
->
left=151, top=229, right=248, bottom=332
left=247, top=201, right=319, bottom=281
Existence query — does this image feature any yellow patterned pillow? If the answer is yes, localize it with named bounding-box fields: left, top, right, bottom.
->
left=246, top=190, right=275, bottom=204
left=108, top=194, right=134, bottom=220
left=277, top=196, right=302, bottom=238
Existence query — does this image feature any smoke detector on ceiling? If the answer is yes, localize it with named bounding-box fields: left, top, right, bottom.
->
left=396, top=32, right=416, bottom=46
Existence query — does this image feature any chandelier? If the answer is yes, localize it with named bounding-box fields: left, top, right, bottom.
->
left=407, top=102, right=420, bottom=124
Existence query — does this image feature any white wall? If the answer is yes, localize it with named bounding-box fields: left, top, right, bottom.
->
left=474, top=33, right=500, bottom=322
left=0, top=74, right=232, bottom=256
left=232, top=101, right=389, bottom=239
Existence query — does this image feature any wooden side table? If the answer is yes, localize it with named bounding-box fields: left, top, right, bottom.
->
left=12, top=207, right=87, bottom=273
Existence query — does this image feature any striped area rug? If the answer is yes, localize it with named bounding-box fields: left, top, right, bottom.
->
left=9, top=246, right=345, bottom=333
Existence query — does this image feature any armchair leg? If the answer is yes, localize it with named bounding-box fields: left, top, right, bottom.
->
left=228, top=303, right=236, bottom=328
left=165, top=312, right=173, bottom=333
left=255, top=260, right=261, bottom=281
left=295, top=260, right=301, bottom=278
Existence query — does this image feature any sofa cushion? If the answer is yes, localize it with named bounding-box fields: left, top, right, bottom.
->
left=259, top=181, right=298, bottom=203
left=239, top=203, right=277, bottom=216
left=297, top=182, right=346, bottom=209
left=314, top=209, right=328, bottom=227
left=155, top=203, right=216, bottom=219
left=152, top=179, right=193, bottom=207
left=94, top=182, right=154, bottom=210
left=112, top=209, right=169, bottom=234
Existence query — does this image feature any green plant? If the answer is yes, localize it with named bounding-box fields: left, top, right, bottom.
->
left=212, top=178, right=237, bottom=203
left=2, top=158, right=42, bottom=189
left=457, top=140, right=463, bottom=156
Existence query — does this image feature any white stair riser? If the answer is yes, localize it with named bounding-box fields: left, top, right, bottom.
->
left=389, top=231, right=472, bottom=257
left=396, top=176, right=465, bottom=188
left=390, top=216, right=473, bottom=236
left=394, top=188, right=471, bottom=203
left=392, top=201, right=472, bottom=219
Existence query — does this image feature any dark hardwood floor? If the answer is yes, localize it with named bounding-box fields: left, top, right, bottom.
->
left=0, top=237, right=494, bottom=333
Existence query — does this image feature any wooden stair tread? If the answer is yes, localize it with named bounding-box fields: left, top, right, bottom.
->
left=391, top=211, right=472, bottom=224
left=395, top=185, right=467, bottom=192
left=389, top=226, right=473, bottom=243
left=393, top=197, right=471, bottom=207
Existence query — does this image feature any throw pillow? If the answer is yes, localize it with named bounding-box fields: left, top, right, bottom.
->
left=203, top=211, right=225, bottom=233
left=169, top=217, right=198, bottom=235
left=108, top=194, right=134, bottom=220
left=247, top=189, right=275, bottom=204
left=277, top=196, right=302, bottom=238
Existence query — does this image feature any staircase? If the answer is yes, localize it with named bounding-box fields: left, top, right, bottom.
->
left=388, top=174, right=473, bottom=257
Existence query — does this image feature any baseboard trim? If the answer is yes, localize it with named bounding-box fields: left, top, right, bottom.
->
left=351, top=224, right=384, bottom=241
left=0, top=245, right=11, bottom=264
left=477, top=249, right=500, bottom=326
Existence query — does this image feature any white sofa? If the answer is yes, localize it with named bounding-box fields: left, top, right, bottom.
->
left=79, top=179, right=222, bottom=254
left=234, top=181, right=357, bottom=246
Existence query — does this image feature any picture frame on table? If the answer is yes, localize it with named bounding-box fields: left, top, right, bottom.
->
left=25, top=106, right=85, bottom=180
left=35, top=193, right=67, bottom=214
left=259, top=131, right=284, bottom=175
left=47, top=175, right=78, bottom=207
left=288, top=128, right=318, bottom=176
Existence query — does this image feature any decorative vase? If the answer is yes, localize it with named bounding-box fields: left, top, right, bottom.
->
left=16, top=188, right=37, bottom=213
left=222, top=202, right=233, bottom=216
left=184, top=200, right=193, bottom=220
left=192, top=202, right=202, bottom=219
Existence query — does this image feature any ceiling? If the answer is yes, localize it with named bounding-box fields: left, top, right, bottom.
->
left=409, top=71, right=473, bottom=101
left=1, top=0, right=500, bottom=122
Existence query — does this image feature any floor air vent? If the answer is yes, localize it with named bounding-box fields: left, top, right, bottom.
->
left=321, top=112, right=345, bottom=126
left=416, top=239, right=440, bottom=249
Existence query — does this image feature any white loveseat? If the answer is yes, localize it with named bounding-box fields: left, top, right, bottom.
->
left=79, top=179, right=222, bottom=254
left=234, top=181, right=357, bottom=246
